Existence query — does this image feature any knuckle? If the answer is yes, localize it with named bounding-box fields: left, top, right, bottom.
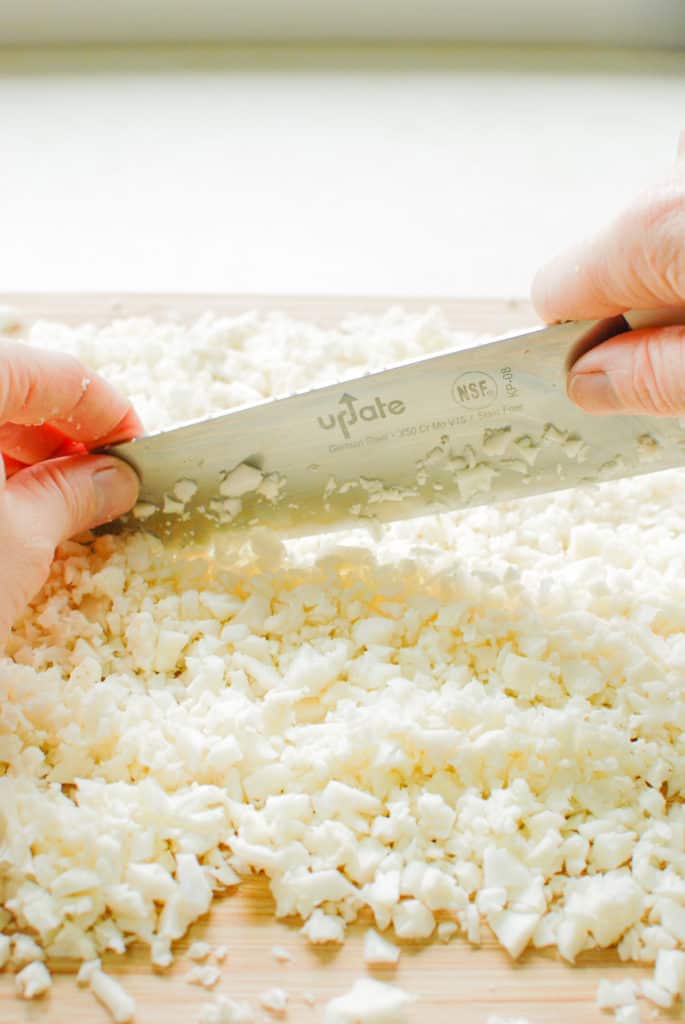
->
left=0, top=349, right=28, bottom=421
left=637, top=182, right=685, bottom=231
left=628, top=332, right=685, bottom=415
left=37, top=463, right=96, bottom=531
left=631, top=184, right=685, bottom=301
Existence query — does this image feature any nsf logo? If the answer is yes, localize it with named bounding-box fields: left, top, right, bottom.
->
left=451, top=371, right=498, bottom=410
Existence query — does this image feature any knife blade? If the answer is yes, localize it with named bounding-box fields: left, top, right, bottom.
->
left=107, top=308, right=685, bottom=543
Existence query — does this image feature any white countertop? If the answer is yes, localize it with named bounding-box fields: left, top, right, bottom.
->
left=2, top=45, right=684, bottom=300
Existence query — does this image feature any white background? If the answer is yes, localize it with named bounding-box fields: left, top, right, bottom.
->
left=1, top=45, right=684, bottom=299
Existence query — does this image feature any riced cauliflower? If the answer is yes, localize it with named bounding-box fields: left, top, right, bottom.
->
left=2, top=307, right=685, bottom=1013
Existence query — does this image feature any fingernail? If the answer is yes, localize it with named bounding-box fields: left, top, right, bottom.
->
left=93, top=460, right=139, bottom=521
left=568, top=370, right=622, bottom=414
left=103, top=407, right=145, bottom=445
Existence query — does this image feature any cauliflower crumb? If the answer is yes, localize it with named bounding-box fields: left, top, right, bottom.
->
left=271, top=945, right=293, bottom=964
left=132, top=501, right=157, bottom=520
left=76, top=958, right=101, bottom=986
left=596, top=978, right=637, bottom=1010
left=219, top=463, right=263, bottom=498
left=614, top=1007, right=642, bottom=1024
left=363, top=929, right=400, bottom=966
left=259, top=986, right=288, bottom=1015
left=654, top=949, right=685, bottom=998
left=301, top=910, right=345, bottom=945
left=640, top=977, right=673, bottom=1009
left=392, top=900, right=434, bottom=940
left=89, top=967, right=136, bottom=1023
left=198, top=994, right=254, bottom=1023
left=185, top=964, right=221, bottom=989
left=188, top=941, right=212, bottom=962
left=174, top=478, right=198, bottom=504
left=437, top=921, right=458, bottom=943
left=323, top=978, right=413, bottom=1023
left=12, top=934, right=45, bottom=967
left=15, top=961, right=52, bottom=999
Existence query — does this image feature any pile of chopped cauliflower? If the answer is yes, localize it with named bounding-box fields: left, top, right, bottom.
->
left=2, top=307, right=685, bottom=1022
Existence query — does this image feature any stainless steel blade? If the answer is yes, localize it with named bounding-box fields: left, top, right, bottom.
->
left=107, top=309, right=685, bottom=543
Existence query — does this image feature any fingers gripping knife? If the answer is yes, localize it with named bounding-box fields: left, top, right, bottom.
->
left=106, top=308, right=685, bottom=543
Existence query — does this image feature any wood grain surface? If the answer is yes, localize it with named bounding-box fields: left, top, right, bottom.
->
left=0, top=294, right=677, bottom=1024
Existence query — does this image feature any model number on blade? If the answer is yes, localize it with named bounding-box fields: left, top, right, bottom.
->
left=500, top=366, right=519, bottom=400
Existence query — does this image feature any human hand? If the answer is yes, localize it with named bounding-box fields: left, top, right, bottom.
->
left=0, top=341, right=141, bottom=639
left=532, top=133, right=685, bottom=415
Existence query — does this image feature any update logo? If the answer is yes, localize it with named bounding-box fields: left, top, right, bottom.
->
left=317, top=392, right=406, bottom=440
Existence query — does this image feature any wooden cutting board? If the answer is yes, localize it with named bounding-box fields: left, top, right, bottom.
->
left=0, top=295, right=673, bottom=1024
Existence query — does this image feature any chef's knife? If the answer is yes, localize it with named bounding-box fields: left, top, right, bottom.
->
left=107, top=308, right=685, bottom=543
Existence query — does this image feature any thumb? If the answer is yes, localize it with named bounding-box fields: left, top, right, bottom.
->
left=0, top=455, right=138, bottom=637
left=568, top=324, right=685, bottom=415
left=6, top=454, right=139, bottom=542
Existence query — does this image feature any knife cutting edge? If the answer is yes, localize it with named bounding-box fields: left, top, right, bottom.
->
left=105, top=307, right=685, bottom=544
